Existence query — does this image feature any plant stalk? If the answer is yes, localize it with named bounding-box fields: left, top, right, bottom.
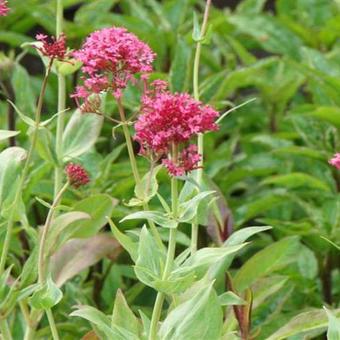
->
left=0, top=60, right=53, bottom=276
left=38, top=181, right=69, bottom=284
left=46, top=309, right=60, bottom=340
left=54, top=0, right=66, bottom=197
left=116, top=98, right=163, bottom=248
left=148, top=146, right=179, bottom=340
left=0, top=318, right=12, bottom=340
left=191, top=0, right=212, bottom=255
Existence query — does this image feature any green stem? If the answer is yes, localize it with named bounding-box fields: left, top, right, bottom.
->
left=0, top=318, right=12, bottom=340
left=116, top=98, right=163, bottom=249
left=38, top=182, right=69, bottom=284
left=191, top=0, right=212, bottom=255
left=0, top=61, right=52, bottom=276
left=149, top=148, right=179, bottom=340
left=36, top=182, right=68, bottom=340
left=54, top=0, right=66, bottom=197
left=46, top=309, right=60, bottom=340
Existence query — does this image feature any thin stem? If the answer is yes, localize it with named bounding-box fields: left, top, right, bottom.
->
left=191, top=0, right=212, bottom=255
left=38, top=182, right=69, bottom=284
left=54, top=0, right=66, bottom=197
left=116, top=98, right=163, bottom=248
left=149, top=148, right=179, bottom=340
left=0, top=61, right=53, bottom=276
left=0, top=319, right=12, bottom=340
left=46, top=309, right=60, bottom=340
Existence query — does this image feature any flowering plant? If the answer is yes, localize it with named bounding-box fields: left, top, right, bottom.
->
left=0, top=1, right=339, bottom=339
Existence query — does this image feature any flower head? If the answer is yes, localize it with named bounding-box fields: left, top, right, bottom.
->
left=163, top=145, right=201, bottom=177
left=72, top=26, right=156, bottom=107
left=65, top=163, right=90, bottom=188
left=0, top=0, right=9, bottom=16
left=35, top=33, right=67, bottom=60
left=134, top=81, right=219, bottom=176
left=329, top=153, right=340, bottom=170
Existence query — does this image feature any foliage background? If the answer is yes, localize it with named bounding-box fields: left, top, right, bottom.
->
left=0, top=0, right=339, bottom=338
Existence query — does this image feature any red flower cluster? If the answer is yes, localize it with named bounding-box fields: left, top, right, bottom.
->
left=35, top=33, right=67, bottom=60
left=134, top=81, right=219, bottom=176
left=0, top=0, right=9, bottom=16
left=72, top=27, right=156, bottom=106
left=329, top=153, right=340, bottom=170
left=65, top=163, right=90, bottom=188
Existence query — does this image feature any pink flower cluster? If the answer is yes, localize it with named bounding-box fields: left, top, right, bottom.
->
left=329, top=153, right=340, bottom=170
left=134, top=81, right=219, bottom=176
left=65, top=163, right=90, bottom=188
left=72, top=27, right=156, bottom=107
left=35, top=33, right=67, bottom=61
left=0, top=0, right=9, bottom=16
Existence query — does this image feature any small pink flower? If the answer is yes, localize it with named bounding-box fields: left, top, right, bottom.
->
left=72, top=26, right=156, bottom=107
left=329, top=153, right=340, bottom=170
left=65, top=163, right=90, bottom=188
left=0, top=0, right=9, bottom=16
left=35, top=33, right=67, bottom=60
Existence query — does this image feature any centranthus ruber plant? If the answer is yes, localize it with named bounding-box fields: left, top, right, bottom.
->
left=2, top=0, right=339, bottom=339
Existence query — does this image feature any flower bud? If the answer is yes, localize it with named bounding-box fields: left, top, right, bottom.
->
left=65, top=163, right=90, bottom=188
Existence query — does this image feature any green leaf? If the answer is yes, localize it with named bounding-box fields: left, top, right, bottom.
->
left=297, top=245, right=318, bottom=279
left=192, top=11, right=201, bottom=41
left=71, top=305, right=137, bottom=340
left=218, top=291, right=246, bottom=306
left=0, top=130, right=20, bottom=141
left=234, top=236, right=300, bottom=291
left=307, top=106, right=340, bottom=128
left=211, top=58, right=278, bottom=101
left=262, top=172, right=331, bottom=192
left=176, top=244, right=247, bottom=280
left=62, top=109, right=103, bottom=159
left=229, top=14, right=303, bottom=58
left=134, top=226, right=166, bottom=288
left=159, top=283, right=223, bottom=340
left=11, top=64, right=36, bottom=117
left=179, top=191, right=215, bottom=223
left=273, top=146, right=326, bottom=160
left=324, top=307, right=340, bottom=340
left=55, top=58, right=82, bottom=76
left=0, top=147, right=26, bottom=211
left=30, top=276, right=63, bottom=310
left=112, top=289, right=140, bottom=337
left=156, top=243, right=247, bottom=295
left=236, top=0, right=267, bottom=14
left=45, top=211, right=91, bottom=255
left=74, top=0, right=118, bottom=25
left=208, top=226, right=272, bottom=279
left=7, top=100, right=35, bottom=127
left=266, top=308, right=340, bottom=340
left=108, top=218, right=138, bottom=262
left=70, top=194, right=117, bottom=238
left=121, top=211, right=177, bottom=229
left=170, top=38, right=191, bottom=92
left=134, top=165, right=161, bottom=202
